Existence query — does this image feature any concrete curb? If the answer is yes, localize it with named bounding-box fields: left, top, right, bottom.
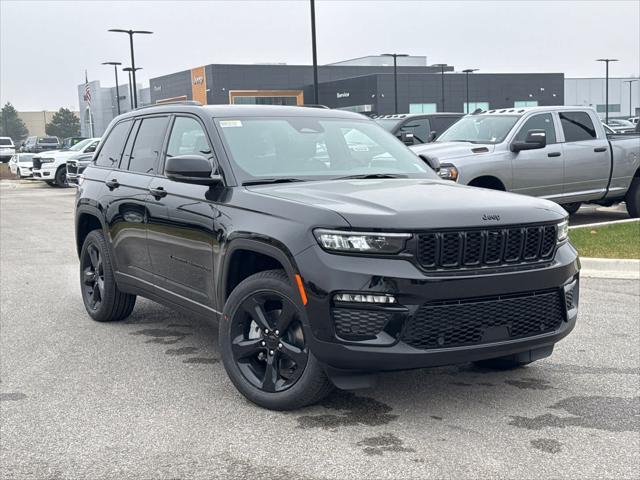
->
left=580, top=257, right=640, bottom=280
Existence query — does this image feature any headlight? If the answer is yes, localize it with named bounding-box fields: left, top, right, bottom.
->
left=437, top=164, right=458, bottom=181
left=557, top=219, right=569, bottom=242
left=314, top=229, right=411, bottom=254
left=40, top=158, right=55, bottom=163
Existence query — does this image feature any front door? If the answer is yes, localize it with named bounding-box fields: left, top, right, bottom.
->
left=510, top=112, right=564, bottom=200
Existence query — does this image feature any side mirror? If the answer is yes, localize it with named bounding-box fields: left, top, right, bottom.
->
left=511, top=129, right=546, bottom=152
left=165, top=155, right=222, bottom=186
left=426, top=131, right=437, bottom=143
left=399, top=131, right=415, bottom=145
left=419, top=153, right=440, bottom=172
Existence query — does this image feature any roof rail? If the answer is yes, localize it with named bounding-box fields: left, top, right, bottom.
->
left=301, top=104, right=330, bottom=109
left=137, top=100, right=202, bottom=110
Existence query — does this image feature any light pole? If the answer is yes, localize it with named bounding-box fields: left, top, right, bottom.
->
left=623, top=79, right=638, bottom=117
left=596, top=58, right=618, bottom=124
left=462, top=68, right=478, bottom=113
left=102, top=61, right=122, bottom=115
left=123, top=67, right=142, bottom=110
left=108, top=29, right=153, bottom=108
left=310, top=0, right=319, bottom=105
left=381, top=53, right=409, bottom=114
left=432, top=64, right=448, bottom=111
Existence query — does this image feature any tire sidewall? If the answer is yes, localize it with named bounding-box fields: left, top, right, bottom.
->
left=55, top=166, right=68, bottom=187
left=80, top=230, right=119, bottom=321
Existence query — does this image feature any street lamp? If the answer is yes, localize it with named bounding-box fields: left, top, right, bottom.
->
left=462, top=68, right=478, bottom=113
left=310, top=0, right=319, bottom=105
left=108, top=29, right=153, bottom=108
left=102, top=61, right=122, bottom=115
left=596, top=58, right=618, bottom=124
left=381, top=53, right=409, bottom=114
left=432, top=64, right=448, bottom=111
left=123, top=67, right=142, bottom=110
left=622, top=79, right=638, bottom=117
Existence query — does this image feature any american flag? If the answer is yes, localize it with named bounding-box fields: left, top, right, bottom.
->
left=83, top=70, right=92, bottom=105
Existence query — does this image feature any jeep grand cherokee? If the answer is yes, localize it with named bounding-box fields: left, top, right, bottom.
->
left=75, top=103, right=579, bottom=410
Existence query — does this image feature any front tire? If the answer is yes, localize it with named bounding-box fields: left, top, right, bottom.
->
left=561, top=202, right=581, bottom=215
left=220, top=270, right=333, bottom=410
left=625, top=177, right=640, bottom=218
left=55, top=166, right=68, bottom=187
left=80, top=230, right=136, bottom=322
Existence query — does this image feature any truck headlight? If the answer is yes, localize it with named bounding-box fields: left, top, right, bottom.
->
left=437, top=164, right=458, bottom=181
left=557, top=219, right=569, bottom=242
left=314, top=229, right=411, bottom=254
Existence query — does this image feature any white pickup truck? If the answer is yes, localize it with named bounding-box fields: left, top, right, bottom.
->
left=32, top=138, right=100, bottom=187
left=412, top=106, right=640, bottom=217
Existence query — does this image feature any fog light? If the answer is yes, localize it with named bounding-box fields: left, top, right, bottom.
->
left=334, top=293, right=396, bottom=304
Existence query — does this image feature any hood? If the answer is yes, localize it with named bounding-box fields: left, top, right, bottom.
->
left=411, top=142, right=495, bottom=162
left=35, top=150, right=74, bottom=159
left=247, top=178, right=566, bottom=230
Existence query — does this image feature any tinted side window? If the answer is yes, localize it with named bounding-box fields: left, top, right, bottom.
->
left=398, top=118, right=430, bottom=143
left=167, top=117, right=212, bottom=158
left=95, top=121, right=132, bottom=168
left=514, top=113, right=557, bottom=144
left=430, top=117, right=459, bottom=137
left=559, top=111, right=597, bottom=142
left=85, top=141, right=100, bottom=153
left=126, top=116, right=170, bottom=174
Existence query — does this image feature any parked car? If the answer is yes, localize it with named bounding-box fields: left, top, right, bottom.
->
left=606, top=118, right=636, bottom=133
left=62, top=137, right=88, bottom=149
left=374, top=113, right=464, bottom=145
left=75, top=104, right=579, bottom=410
left=32, top=137, right=100, bottom=187
left=0, top=136, right=16, bottom=162
left=412, top=106, right=640, bottom=217
left=628, top=116, right=638, bottom=125
left=66, top=153, right=93, bottom=185
left=8, top=153, right=36, bottom=178
left=21, top=136, right=61, bottom=153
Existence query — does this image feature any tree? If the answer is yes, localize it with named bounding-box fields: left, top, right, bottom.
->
left=0, top=103, right=29, bottom=144
left=46, top=108, right=80, bottom=139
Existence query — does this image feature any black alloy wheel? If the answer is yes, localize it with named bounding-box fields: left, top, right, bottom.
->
left=230, top=291, right=309, bottom=393
left=82, top=243, right=105, bottom=311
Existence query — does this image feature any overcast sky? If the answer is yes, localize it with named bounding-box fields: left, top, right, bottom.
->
left=1, top=0, right=639, bottom=111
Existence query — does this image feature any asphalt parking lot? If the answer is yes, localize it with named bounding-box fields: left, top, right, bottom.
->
left=1, top=181, right=639, bottom=480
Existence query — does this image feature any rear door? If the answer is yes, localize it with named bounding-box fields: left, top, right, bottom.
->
left=558, top=111, right=610, bottom=200
left=145, top=114, right=218, bottom=307
left=510, top=112, right=564, bottom=199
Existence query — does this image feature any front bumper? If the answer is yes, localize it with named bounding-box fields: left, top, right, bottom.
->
left=32, top=166, right=55, bottom=179
left=295, top=242, right=579, bottom=372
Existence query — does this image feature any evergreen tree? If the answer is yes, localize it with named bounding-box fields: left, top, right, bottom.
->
left=46, top=108, right=81, bottom=139
left=0, top=103, right=29, bottom=144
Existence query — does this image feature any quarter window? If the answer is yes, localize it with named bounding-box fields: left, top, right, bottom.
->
left=95, top=120, right=132, bottom=168
left=559, top=111, right=597, bottom=142
left=514, top=113, right=557, bottom=144
left=126, top=116, right=170, bottom=174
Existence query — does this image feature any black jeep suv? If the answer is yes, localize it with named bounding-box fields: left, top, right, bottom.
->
left=75, top=103, right=579, bottom=410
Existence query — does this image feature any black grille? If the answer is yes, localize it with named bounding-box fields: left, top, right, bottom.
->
left=401, top=289, right=565, bottom=350
left=66, top=162, right=78, bottom=175
left=416, top=225, right=556, bottom=270
left=32, top=157, right=42, bottom=170
left=332, top=308, right=391, bottom=337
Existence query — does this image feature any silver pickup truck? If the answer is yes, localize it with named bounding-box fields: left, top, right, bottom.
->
left=411, top=106, right=640, bottom=217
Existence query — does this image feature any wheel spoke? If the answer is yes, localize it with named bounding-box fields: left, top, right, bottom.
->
left=88, top=246, right=99, bottom=268
left=95, top=278, right=105, bottom=301
left=279, top=340, right=307, bottom=367
left=275, top=301, right=297, bottom=333
left=91, top=286, right=100, bottom=305
left=261, top=354, right=279, bottom=392
left=83, top=267, right=96, bottom=285
left=231, top=336, right=263, bottom=360
left=244, top=298, right=271, bottom=331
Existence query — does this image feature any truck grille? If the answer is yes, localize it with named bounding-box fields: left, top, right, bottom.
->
left=66, top=162, right=78, bottom=175
left=416, top=224, right=556, bottom=270
left=32, top=157, right=42, bottom=170
left=401, top=289, right=565, bottom=350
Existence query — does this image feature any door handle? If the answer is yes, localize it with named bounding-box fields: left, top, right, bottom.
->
left=594, top=147, right=607, bottom=153
left=149, top=186, right=167, bottom=199
left=547, top=152, right=561, bottom=158
left=105, top=178, right=119, bottom=189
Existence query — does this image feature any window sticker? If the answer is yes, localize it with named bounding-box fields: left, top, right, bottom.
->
left=220, top=120, right=243, bottom=128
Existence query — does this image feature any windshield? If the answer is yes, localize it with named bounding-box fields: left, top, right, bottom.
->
left=609, top=119, right=634, bottom=127
left=67, top=138, right=93, bottom=151
left=437, top=115, right=520, bottom=144
left=373, top=118, right=402, bottom=132
left=0, top=138, right=13, bottom=146
left=215, top=116, right=435, bottom=183
left=39, top=137, right=59, bottom=144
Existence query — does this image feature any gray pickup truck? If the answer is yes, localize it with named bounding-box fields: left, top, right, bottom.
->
left=411, top=106, right=640, bottom=217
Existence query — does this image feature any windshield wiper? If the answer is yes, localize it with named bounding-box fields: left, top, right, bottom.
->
left=335, top=173, right=408, bottom=180
left=242, top=177, right=306, bottom=186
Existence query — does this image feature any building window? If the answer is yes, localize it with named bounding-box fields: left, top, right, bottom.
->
left=409, top=103, right=437, bottom=114
left=464, top=102, right=490, bottom=112
left=595, top=104, right=621, bottom=113
left=514, top=100, right=539, bottom=108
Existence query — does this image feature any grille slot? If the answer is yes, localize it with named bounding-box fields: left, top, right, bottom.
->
left=402, top=289, right=565, bottom=350
left=416, top=224, right=557, bottom=270
left=32, top=157, right=42, bottom=170
left=332, top=308, right=392, bottom=337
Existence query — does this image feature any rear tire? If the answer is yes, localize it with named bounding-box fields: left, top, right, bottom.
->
left=55, top=166, right=68, bottom=187
left=80, top=230, right=136, bottom=322
left=625, top=177, right=640, bottom=218
left=561, top=202, right=581, bottom=215
left=46, top=181, right=56, bottom=186
left=220, top=269, right=333, bottom=410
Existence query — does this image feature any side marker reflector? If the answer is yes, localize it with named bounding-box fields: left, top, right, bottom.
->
left=295, top=274, right=308, bottom=306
